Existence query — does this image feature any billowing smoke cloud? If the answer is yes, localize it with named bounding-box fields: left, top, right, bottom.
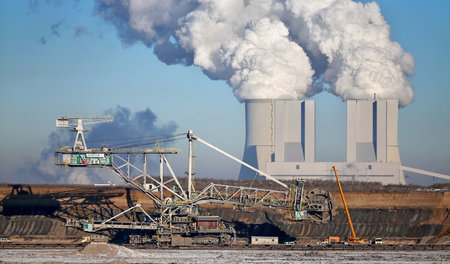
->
left=20, top=106, right=177, bottom=184
left=96, top=0, right=414, bottom=106
left=285, top=0, right=414, bottom=105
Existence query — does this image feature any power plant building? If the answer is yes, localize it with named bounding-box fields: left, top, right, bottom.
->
left=239, top=100, right=315, bottom=179
left=239, top=99, right=406, bottom=185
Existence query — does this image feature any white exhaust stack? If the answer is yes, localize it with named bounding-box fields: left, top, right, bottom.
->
left=346, top=99, right=401, bottom=163
left=239, top=99, right=315, bottom=180
left=239, top=100, right=274, bottom=180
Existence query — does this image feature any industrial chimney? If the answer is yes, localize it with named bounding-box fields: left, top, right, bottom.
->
left=239, top=99, right=315, bottom=179
left=346, top=99, right=401, bottom=163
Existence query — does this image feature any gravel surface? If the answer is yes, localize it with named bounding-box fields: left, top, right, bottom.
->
left=0, top=246, right=449, bottom=263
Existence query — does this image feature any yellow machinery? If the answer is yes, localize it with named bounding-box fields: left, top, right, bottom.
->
left=332, top=166, right=368, bottom=244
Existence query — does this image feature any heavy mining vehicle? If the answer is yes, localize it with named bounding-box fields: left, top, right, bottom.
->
left=56, top=117, right=332, bottom=246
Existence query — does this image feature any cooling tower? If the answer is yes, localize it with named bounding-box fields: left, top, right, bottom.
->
left=239, top=99, right=315, bottom=179
left=346, top=99, right=401, bottom=163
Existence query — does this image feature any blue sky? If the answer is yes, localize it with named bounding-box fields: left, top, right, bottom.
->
left=0, top=0, right=449, bottom=185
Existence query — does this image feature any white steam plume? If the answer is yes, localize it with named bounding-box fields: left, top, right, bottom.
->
left=96, top=0, right=414, bottom=106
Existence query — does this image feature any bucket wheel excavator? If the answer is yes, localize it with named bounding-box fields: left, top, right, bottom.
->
left=55, top=116, right=332, bottom=245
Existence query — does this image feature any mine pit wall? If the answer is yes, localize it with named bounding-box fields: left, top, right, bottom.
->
left=201, top=192, right=449, bottom=245
left=0, top=184, right=157, bottom=243
left=0, top=184, right=448, bottom=245
left=0, top=184, right=157, bottom=217
left=0, top=215, right=87, bottom=244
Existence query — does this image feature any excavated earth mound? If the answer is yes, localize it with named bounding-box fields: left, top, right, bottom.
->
left=79, top=243, right=141, bottom=257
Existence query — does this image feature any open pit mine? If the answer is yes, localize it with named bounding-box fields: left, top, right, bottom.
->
left=0, top=179, right=448, bottom=247
left=1, top=108, right=449, bottom=249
